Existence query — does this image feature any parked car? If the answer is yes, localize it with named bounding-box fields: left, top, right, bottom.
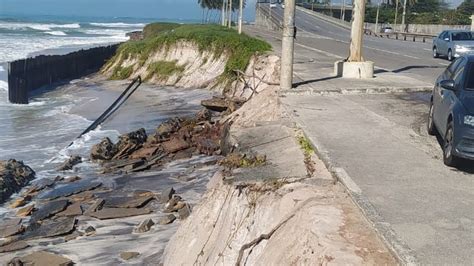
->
left=281, top=3, right=285, bottom=8
left=270, top=2, right=277, bottom=8
left=428, top=55, right=474, bottom=166
left=433, top=30, right=474, bottom=61
left=381, top=26, right=393, bottom=33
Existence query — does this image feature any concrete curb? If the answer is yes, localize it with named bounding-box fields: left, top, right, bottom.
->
left=283, top=105, right=419, bottom=265
left=281, top=85, right=433, bottom=96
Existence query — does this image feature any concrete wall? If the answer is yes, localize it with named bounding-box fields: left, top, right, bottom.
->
left=255, top=4, right=283, bottom=31
left=367, top=22, right=470, bottom=35
left=8, top=44, right=118, bottom=104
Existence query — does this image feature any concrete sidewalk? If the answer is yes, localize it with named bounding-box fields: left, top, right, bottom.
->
left=245, top=25, right=474, bottom=264
left=245, top=25, right=434, bottom=95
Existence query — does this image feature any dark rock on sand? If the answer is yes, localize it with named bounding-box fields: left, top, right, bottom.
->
left=38, top=180, right=102, bottom=200
left=89, top=207, right=152, bottom=220
left=56, top=156, right=82, bottom=171
left=0, top=159, right=36, bottom=204
left=160, top=187, right=175, bottom=203
left=84, top=198, right=105, bottom=214
left=31, top=199, right=69, bottom=222
left=10, top=195, right=32, bottom=208
left=17, top=204, right=35, bottom=217
left=22, top=217, right=76, bottom=240
left=103, top=193, right=154, bottom=208
left=178, top=204, right=192, bottom=219
left=120, top=251, right=140, bottom=260
left=57, top=202, right=83, bottom=217
left=0, top=241, right=29, bottom=253
left=113, top=128, right=147, bottom=159
left=134, top=218, right=155, bottom=233
left=91, top=137, right=118, bottom=160
left=158, top=214, right=176, bottom=225
left=0, top=223, right=25, bottom=238
left=84, top=226, right=96, bottom=236
left=195, top=108, right=212, bottom=122
left=14, top=251, right=73, bottom=266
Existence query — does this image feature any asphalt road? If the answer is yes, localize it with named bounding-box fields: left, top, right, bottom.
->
left=262, top=4, right=450, bottom=84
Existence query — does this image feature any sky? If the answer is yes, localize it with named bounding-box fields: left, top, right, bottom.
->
left=0, top=0, right=258, bottom=21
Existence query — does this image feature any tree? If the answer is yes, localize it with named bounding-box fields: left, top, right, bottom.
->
left=457, top=0, right=474, bottom=15
left=409, top=0, right=447, bottom=13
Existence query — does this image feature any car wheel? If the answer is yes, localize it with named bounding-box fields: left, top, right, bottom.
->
left=427, top=102, right=437, bottom=135
left=447, top=49, right=453, bottom=61
left=433, top=47, right=439, bottom=58
left=443, top=121, right=460, bottom=167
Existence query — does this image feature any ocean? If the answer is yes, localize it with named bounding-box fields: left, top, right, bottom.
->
left=0, top=15, right=210, bottom=218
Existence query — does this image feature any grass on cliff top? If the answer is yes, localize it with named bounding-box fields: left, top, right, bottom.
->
left=116, top=23, right=271, bottom=81
left=142, top=22, right=181, bottom=39
left=146, top=60, right=185, bottom=81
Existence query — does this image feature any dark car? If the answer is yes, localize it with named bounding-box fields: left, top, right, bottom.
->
left=428, top=55, right=474, bottom=166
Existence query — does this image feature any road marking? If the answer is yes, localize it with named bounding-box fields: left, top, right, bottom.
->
left=295, top=42, right=344, bottom=59
left=423, top=48, right=432, bottom=51
left=366, top=46, right=420, bottom=59
left=438, top=62, right=450, bottom=66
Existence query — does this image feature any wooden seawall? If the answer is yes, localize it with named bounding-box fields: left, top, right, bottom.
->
left=8, top=44, right=118, bottom=104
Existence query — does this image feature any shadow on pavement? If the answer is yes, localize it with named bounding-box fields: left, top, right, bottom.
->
left=392, top=65, right=446, bottom=74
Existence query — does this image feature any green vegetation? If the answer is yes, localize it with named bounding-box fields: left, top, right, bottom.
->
left=297, top=135, right=314, bottom=158
left=365, top=0, right=473, bottom=25
left=111, top=23, right=271, bottom=83
left=146, top=60, right=185, bottom=81
left=111, top=65, right=133, bottom=80
left=142, top=22, right=181, bottom=39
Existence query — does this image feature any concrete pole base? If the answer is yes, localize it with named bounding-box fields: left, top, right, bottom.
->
left=334, top=61, right=374, bottom=79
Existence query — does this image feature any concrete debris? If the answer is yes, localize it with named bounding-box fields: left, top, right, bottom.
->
left=15, top=251, right=73, bottom=266
left=88, top=207, right=152, bottom=220
left=158, top=214, right=177, bottom=225
left=120, top=251, right=140, bottom=260
left=56, top=155, right=82, bottom=171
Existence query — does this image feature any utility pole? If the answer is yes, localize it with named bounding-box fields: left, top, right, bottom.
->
left=401, top=0, right=407, bottom=32
left=375, top=2, right=380, bottom=33
left=348, top=0, right=366, bottom=62
left=280, top=0, right=296, bottom=90
left=222, top=0, right=226, bottom=26
left=228, top=0, right=233, bottom=28
left=394, top=0, right=399, bottom=31
left=238, top=0, right=243, bottom=33
left=341, top=0, right=346, bottom=21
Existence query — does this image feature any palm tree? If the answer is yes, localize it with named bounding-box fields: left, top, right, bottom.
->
left=198, top=0, right=245, bottom=25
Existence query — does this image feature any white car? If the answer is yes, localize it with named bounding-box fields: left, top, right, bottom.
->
left=281, top=3, right=285, bottom=8
left=270, top=3, right=277, bottom=8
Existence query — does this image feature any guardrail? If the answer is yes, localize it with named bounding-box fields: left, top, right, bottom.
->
left=364, top=28, right=435, bottom=43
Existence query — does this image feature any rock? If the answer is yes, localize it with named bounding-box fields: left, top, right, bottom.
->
left=0, top=218, right=22, bottom=227
left=89, top=208, right=152, bottom=220
left=91, top=137, right=118, bottom=161
left=84, top=198, right=105, bottom=214
left=31, top=199, right=69, bottom=222
left=64, top=231, right=83, bottom=242
left=178, top=203, right=191, bottom=219
left=201, top=97, right=240, bottom=112
left=57, top=202, right=83, bottom=217
left=113, top=128, right=147, bottom=159
left=134, top=218, right=155, bottom=233
left=162, top=137, right=190, bottom=154
left=63, top=176, right=81, bottom=183
left=0, top=159, right=36, bottom=204
left=129, top=146, right=159, bottom=159
left=18, top=251, right=73, bottom=266
left=7, top=257, right=23, bottom=266
left=156, top=118, right=181, bottom=138
left=22, top=217, right=76, bottom=240
left=17, top=204, right=34, bottom=217
left=0, top=241, right=29, bottom=253
left=160, top=187, right=175, bottom=203
left=195, top=108, right=212, bottom=121
left=158, top=214, right=176, bottom=225
left=10, top=195, right=32, bottom=208
left=37, top=180, right=102, bottom=200
left=0, top=224, right=25, bottom=238
left=56, top=156, right=82, bottom=171
left=84, top=226, right=96, bottom=236
left=103, top=194, right=153, bottom=208
left=120, top=251, right=140, bottom=260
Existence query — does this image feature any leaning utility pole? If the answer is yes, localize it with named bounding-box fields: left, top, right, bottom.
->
left=348, top=0, right=366, bottom=61
left=401, top=0, right=407, bottom=32
left=280, top=0, right=296, bottom=90
left=238, top=0, right=243, bottom=34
